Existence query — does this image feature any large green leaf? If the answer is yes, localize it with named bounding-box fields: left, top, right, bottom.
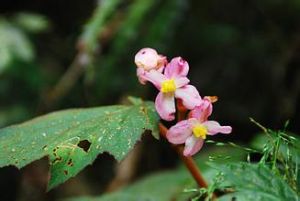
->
left=63, top=146, right=247, bottom=201
left=217, top=163, right=299, bottom=201
left=0, top=98, right=159, bottom=190
left=64, top=170, right=194, bottom=201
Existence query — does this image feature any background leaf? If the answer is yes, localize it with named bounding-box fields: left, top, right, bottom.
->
left=63, top=169, right=194, bottom=201
left=63, top=146, right=247, bottom=201
left=251, top=131, right=300, bottom=164
left=80, top=0, right=121, bottom=53
left=217, top=163, right=299, bottom=201
left=0, top=99, right=159, bottom=190
left=0, top=19, right=34, bottom=73
left=14, top=13, right=49, bottom=33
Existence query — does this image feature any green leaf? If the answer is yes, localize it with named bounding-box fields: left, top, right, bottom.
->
left=251, top=131, right=300, bottom=164
left=14, top=13, right=49, bottom=33
left=63, top=146, right=247, bottom=201
left=0, top=19, right=34, bottom=73
left=0, top=99, right=159, bottom=190
left=127, top=96, right=143, bottom=105
left=80, top=0, right=121, bottom=53
left=63, top=170, right=194, bottom=201
left=95, top=0, right=156, bottom=98
left=217, top=163, right=299, bottom=201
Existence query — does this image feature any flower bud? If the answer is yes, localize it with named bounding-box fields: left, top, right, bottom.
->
left=134, top=48, right=166, bottom=71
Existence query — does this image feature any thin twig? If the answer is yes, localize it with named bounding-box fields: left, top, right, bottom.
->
left=45, top=51, right=89, bottom=107
left=42, top=5, right=122, bottom=110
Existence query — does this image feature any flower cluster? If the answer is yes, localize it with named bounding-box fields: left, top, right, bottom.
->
left=134, top=48, right=232, bottom=156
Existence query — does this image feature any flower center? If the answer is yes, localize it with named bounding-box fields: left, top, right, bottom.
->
left=161, top=79, right=176, bottom=93
left=192, top=124, right=207, bottom=139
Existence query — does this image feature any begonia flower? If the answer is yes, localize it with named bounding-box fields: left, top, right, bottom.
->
left=166, top=100, right=232, bottom=156
left=144, top=57, right=201, bottom=121
left=189, top=96, right=218, bottom=122
left=134, top=48, right=167, bottom=84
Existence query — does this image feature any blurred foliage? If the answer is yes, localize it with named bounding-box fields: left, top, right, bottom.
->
left=0, top=19, right=33, bottom=73
left=79, top=0, right=121, bottom=54
left=64, top=171, right=193, bottom=201
left=0, top=13, right=48, bottom=128
left=14, top=13, right=49, bottom=33
left=0, top=13, right=48, bottom=73
left=88, top=0, right=186, bottom=104
left=0, top=0, right=298, bottom=132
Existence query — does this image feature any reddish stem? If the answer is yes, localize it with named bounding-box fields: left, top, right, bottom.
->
left=160, top=100, right=217, bottom=199
left=159, top=123, right=208, bottom=188
left=176, top=99, right=187, bottom=121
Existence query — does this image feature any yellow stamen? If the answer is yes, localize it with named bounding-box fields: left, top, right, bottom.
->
left=161, top=79, right=176, bottom=93
left=192, top=124, right=207, bottom=139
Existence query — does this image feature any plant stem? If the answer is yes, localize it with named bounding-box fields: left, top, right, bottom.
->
left=160, top=100, right=217, bottom=199
left=176, top=99, right=187, bottom=121
left=159, top=123, right=217, bottom=200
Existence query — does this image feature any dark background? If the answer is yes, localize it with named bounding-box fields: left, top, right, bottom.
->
left=0, top=0, right=299, bottom=200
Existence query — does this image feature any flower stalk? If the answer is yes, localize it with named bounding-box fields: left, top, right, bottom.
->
left=159, top=123, right=208, bottom=187
left=159, top=123, right=217, bottom=200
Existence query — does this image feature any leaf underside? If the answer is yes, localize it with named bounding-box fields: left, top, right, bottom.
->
left=0, top=99, right=159, bottom=190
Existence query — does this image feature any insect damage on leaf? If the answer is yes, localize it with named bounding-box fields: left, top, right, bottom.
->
left=0, top=98, right=159, bottom=190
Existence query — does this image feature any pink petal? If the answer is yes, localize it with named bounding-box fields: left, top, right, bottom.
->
left=155, top=92, right=176, bottom=121
left=166, top=120, right=192, bottom=144
left=136, top=68, right=147, bottom=84
left=175, top=85, right=202, bottom=110
left=164, top=57, right=189, bottom=79
left=157, top=66, right=164, bottom=73
left=135, top=48, right=160, bottom=70
left=144, top=70, right=166, bottom=90
left=183, top=136, right=204, bottom=156
left=174, top=77, right=190, bottom=88
left=203, top=121, right=232, bottom=135
left=190, top=99, right=212, bottom=122
left=187, top=118, right=200, bottom=127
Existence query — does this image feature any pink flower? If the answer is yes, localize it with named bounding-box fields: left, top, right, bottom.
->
left=134, top=48, right=167, bottom=84
left=145, top=57, right=201, bottom=121
left=189, top=96, right=218, bottom=122
left=166, top=99, right=232, bottom=156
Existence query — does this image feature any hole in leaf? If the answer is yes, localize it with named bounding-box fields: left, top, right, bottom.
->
left=78, top=140, right=91, bottom=152
left=64, top=170, right=68, bottom=175
left=53, top=156, right=62, bottom=164
left=67, top=159, right=73, bottom=167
